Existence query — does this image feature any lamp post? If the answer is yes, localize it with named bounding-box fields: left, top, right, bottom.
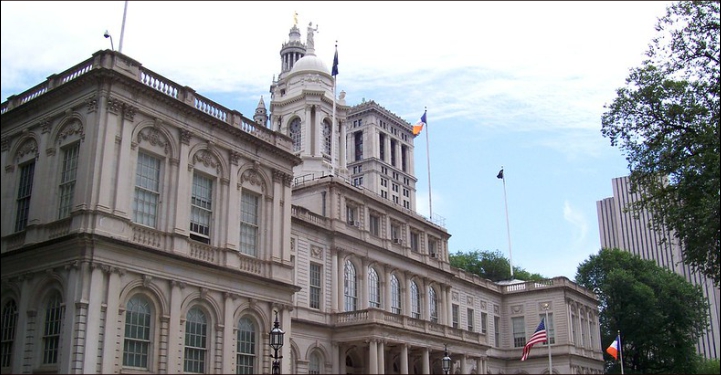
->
left=442, top=344, right=451, bottom=375
left=104, top=30, right=114, bottom=51
left=269, top=311, right=285, bottom=374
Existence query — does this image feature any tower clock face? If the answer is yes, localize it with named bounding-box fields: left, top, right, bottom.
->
left=290, top=121, right=300, bottom=132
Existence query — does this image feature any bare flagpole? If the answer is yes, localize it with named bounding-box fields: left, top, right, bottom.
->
left=544, top=305, right=552, bottom=374
left=331, top=42, right=339, bottom=175
left=424, top=108, right=432, bottom=220
left=118, top=1, right=129, bottom=53
left=498, top=166, right=514, bottom=278
left=618, top=331, right=624, bottom=375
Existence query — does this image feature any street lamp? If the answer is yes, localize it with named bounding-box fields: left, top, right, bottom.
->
left=269, top=311, right=285, bottom=374
left=104, top=30, right=114, bottom=51
left=442, top=344, right=451, bottom=374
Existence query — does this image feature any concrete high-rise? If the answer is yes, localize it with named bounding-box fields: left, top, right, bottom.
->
left=597, top=175, right=720, bottom=359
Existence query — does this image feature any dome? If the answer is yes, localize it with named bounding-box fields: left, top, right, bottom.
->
left=290, top=54, right=330, bottom=75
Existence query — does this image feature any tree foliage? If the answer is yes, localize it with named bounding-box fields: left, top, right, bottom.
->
left=576, top=248, right=709, bottom=374
left=601, top=1, right=720, bottom=287
left=449, top=250, right=545, bottom=282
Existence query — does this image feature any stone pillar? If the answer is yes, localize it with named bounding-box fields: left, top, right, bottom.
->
left=445, top=285, right=452, bottom=326
left=332, top=251, right=339, bottom=312
left=360, top=258, right=369, bottom=310
left=167, top=280, right=184, bottom=373
left=101, top=267, right=122, bottom=374
left=460, top=354, right=468, bottom=374
left=222, top=293, right=236, bottom=373
left=422, top=347, right=430, bottom=374
left=401, top=344, right=409, bottom=374
left=368, top=339, right=378, bottom=374
left=83, top=263, right=104, bottom=373
left=332, top=341, right=340, bottom=374
left=378, top=340, right=385, bottom=374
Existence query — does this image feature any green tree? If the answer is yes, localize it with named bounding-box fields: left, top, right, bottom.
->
left=601, top=1, right=720, bottom=287
left=695, top=358, right=720, bottom=374
left=576, top=248, right=709, bottom=374
left=449, top=250, right=544, bottom=282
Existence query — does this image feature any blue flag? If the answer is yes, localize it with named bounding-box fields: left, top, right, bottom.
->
left=332, top=47, right=339, bottom=77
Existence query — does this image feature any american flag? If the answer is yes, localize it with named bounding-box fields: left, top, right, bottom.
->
left=521, top=319, right=547, bottom=361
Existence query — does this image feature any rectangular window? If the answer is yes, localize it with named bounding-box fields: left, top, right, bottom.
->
left=58, top=144, right=79, bottom=219
left=481, top=312, right=488, bottom=334
left=369, top=214, right=380, bottom=236
left=310, top=263, right=322, bottom=309
left=452, top=304, right=459, bottom=329
left=410, top=232, right=419, bottom=252
left=346, top=204, right=357, bottom=225
left=391, top=223, right=400, bottom=241
left=190, top=174, right=212, bottom=243
left=354, top=131, right=363, bottom=161
left=540, top=313, right=555, bottom=344
left=428, top=238, right=437, bottom=257
left=467, top=308, right=475, bottom=332
left=379, top=133, right=386, bottom=162
left=390, top=139, right=397, bottom=166
left=240, top=192, right=259, bottom=256
left=133, top=152, right=161, bottom=227
left=494, top=316, right=501, bottom=347
left=512, top=316, right=526, bottom=348
left=15, top=162, right=35, bottom=232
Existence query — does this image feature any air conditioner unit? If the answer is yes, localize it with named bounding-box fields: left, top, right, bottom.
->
left=430, top=252, right=437, bottom=258
left=392, top=238, right=403, bottom=244
left=348, top=220, right=360, bottom=227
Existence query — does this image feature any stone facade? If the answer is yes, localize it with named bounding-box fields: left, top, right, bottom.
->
left=0, top=22, right=604, bottom=374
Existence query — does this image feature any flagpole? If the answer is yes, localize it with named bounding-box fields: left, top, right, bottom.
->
left=544, top=306, right=552, bottom=374
left=118, top=0, right=128, bottom=53
left=424, top=108, right=432, bottom=220
left=500, top=166, right=514, bottom=278
left=618, top=330, right=624, bottom=375
left=331, top=42, right=338, bottom=176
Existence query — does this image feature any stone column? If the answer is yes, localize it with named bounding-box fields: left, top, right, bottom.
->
left=332, top=251, right=339, bottom=312
left=166, top=280, right=184, bottom=373
left=378, top=340, right=385, bottom=374
left=332, top=341, right=340, bottom=373
left=82, top=263, right=104, bottom=373
left=368, top=339, right=378, bottom=374
left=101, top=267, right=122, bottom=374
left=400, top=344, right=409, bottom=374
left=222, top=293, right=236, bottom=373
left=422, top=347, right=430, bottom=374
left=460, top=354, right=468, bottom=374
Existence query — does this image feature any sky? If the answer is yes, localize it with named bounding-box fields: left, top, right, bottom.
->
left=1, top=1, right=675, bottom=280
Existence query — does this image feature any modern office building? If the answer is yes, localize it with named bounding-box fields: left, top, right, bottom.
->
left=597, top=175, right=720, bottom=359
left=0, top=21, right=604, bottom=374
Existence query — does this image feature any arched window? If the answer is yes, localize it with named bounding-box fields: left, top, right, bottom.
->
left=323, top=120, right=332, bottom=155
left=1, top=299, right=18, bottom=367
left=290, top=118, right=301, bottom=152
left=42, top=291, right=64, bottom=365
left=344, top=260, right=357, bottom=311
left=391, top=275, right=402, bottom=314
left=123, top=295, right=152, bottom=368
left=309, top=351, right=322, bottom=374
left=429, top=287, right=438, bottom=323
left=236, top=317, right=256, bottom=374
left=368, top=267, right=381, bottom=308
left=410, top=281, right=421, bottom=319
left=184, top=307, right=207, bottom=373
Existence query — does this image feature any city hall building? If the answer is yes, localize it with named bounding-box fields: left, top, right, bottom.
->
left=0, top=21, right=604, bottom=374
